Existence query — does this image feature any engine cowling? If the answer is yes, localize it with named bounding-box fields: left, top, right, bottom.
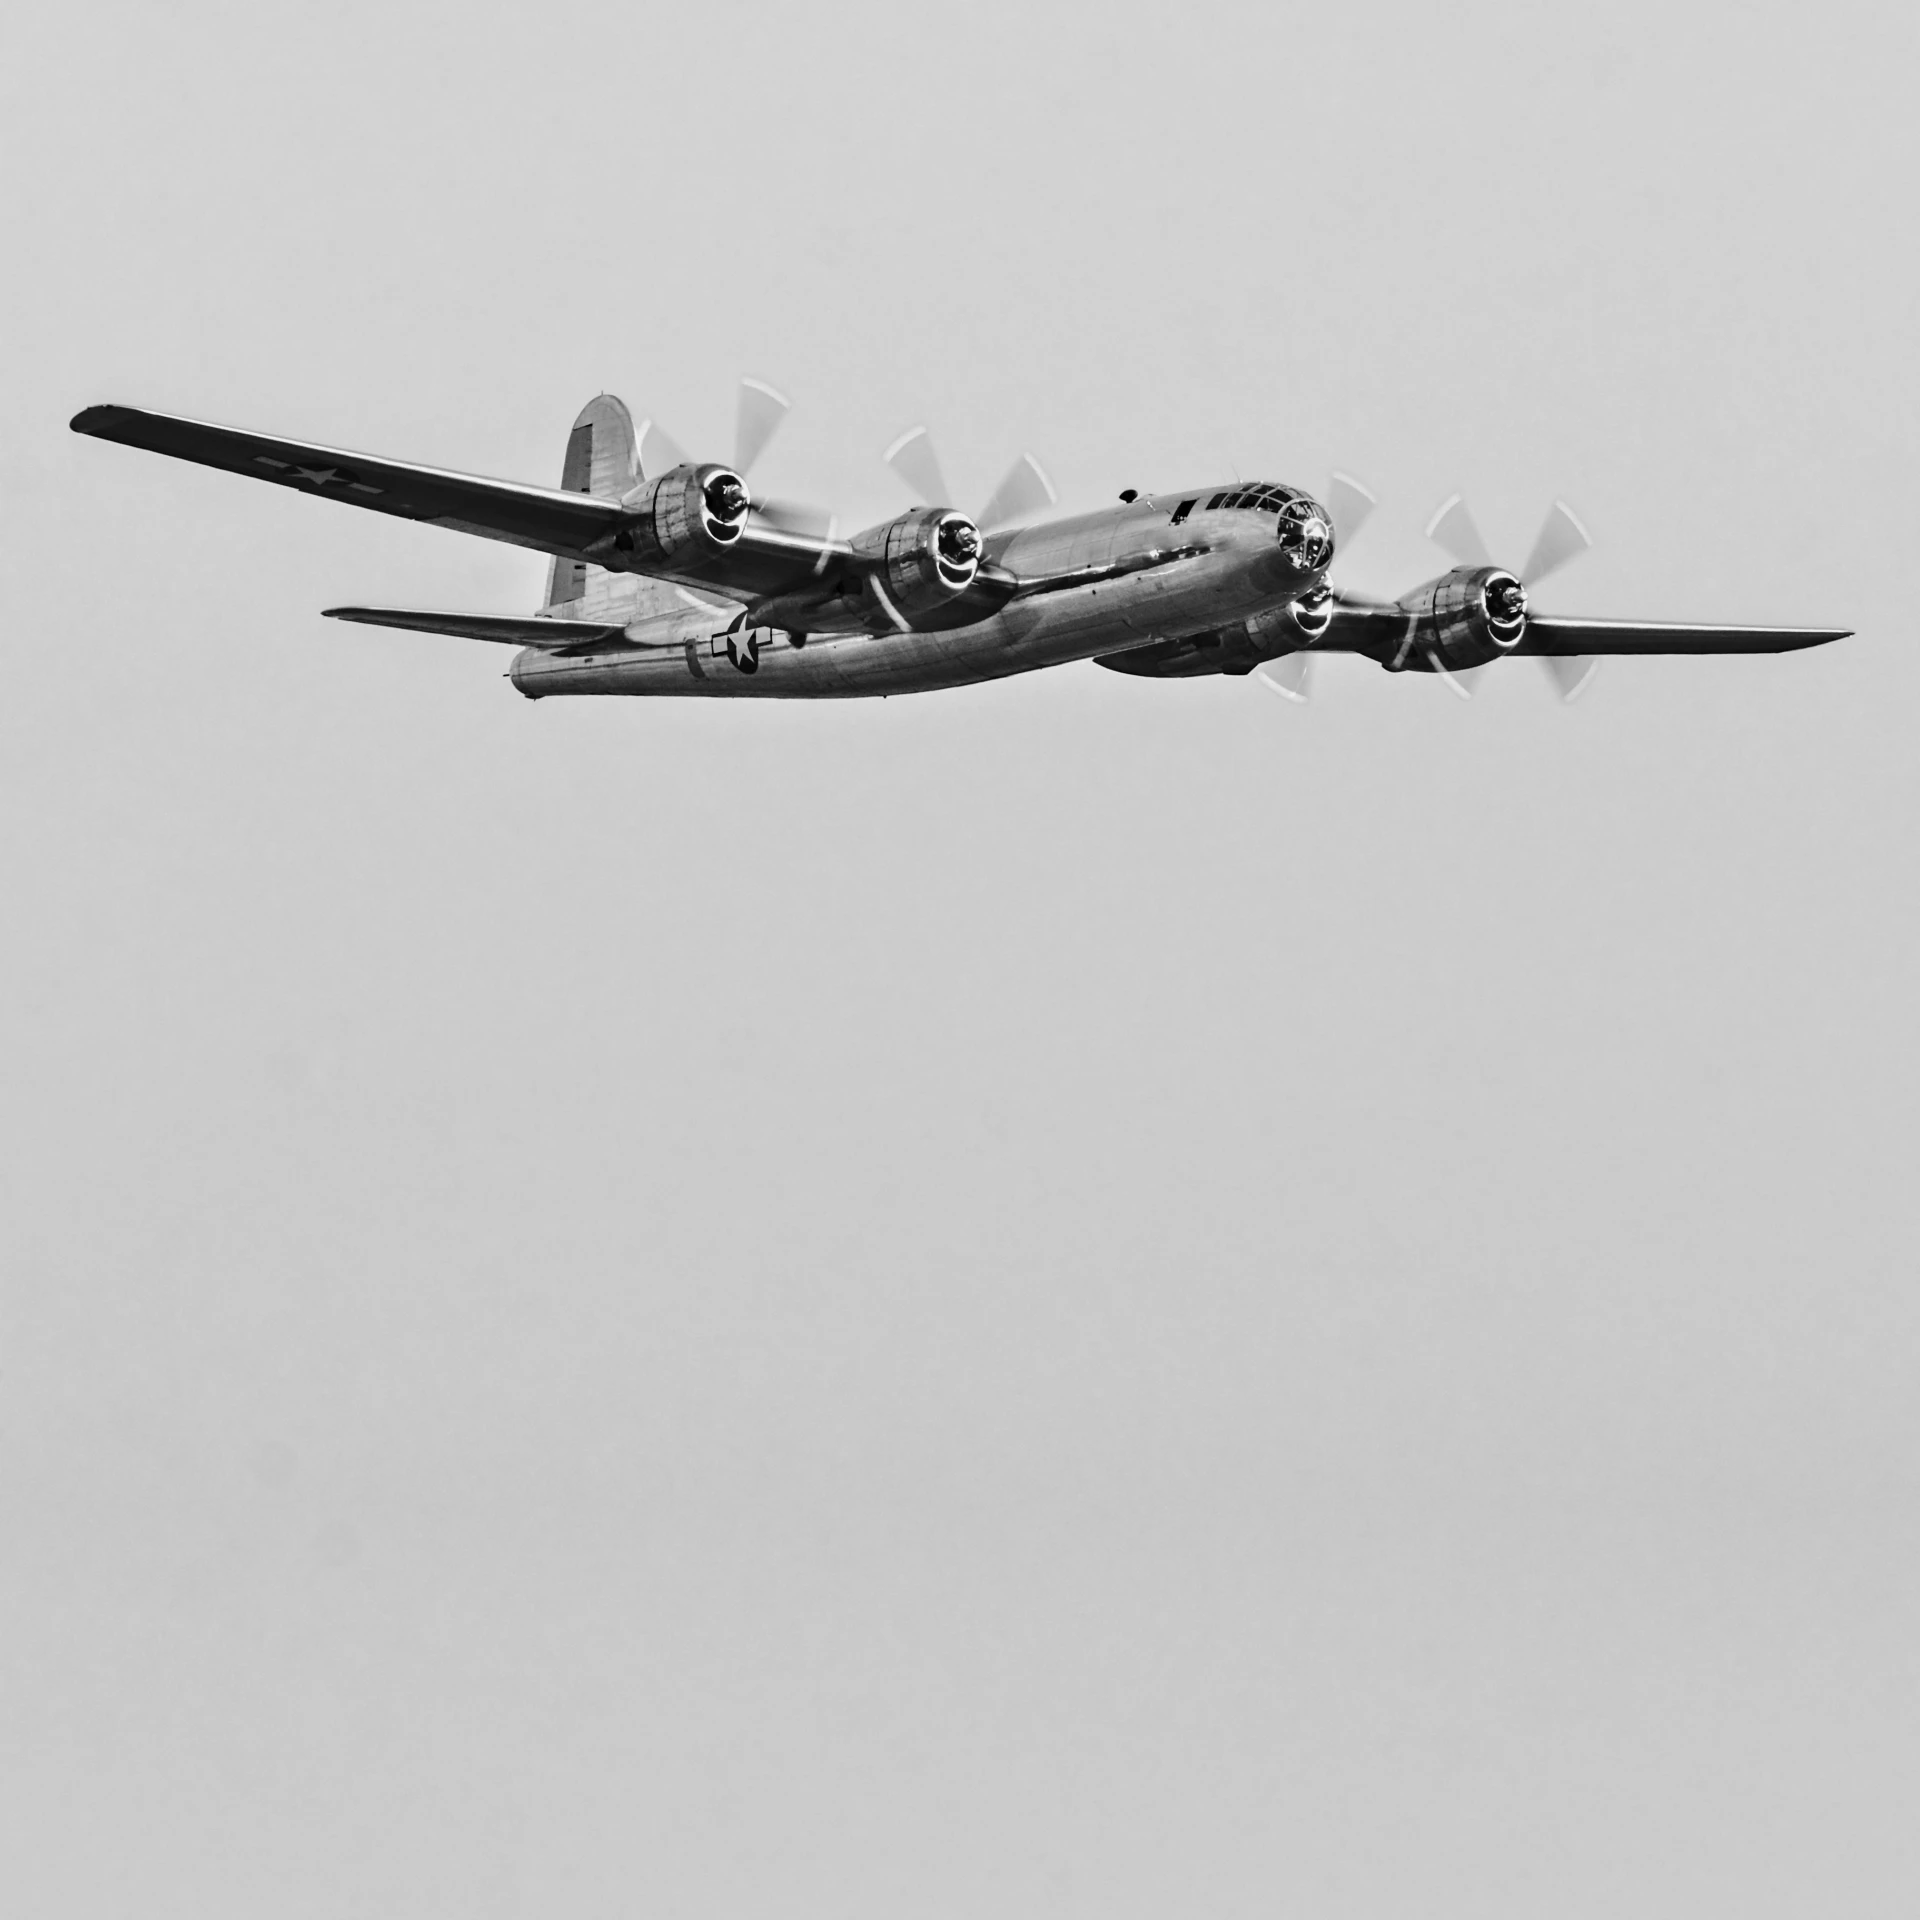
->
left=849, top=508, right=983, bottom=624
left=1241, top=584, right=1332, bottom=659
left=1394, top=566, right=1528, bottom=670
left=587, top=462, right=752, bottom=572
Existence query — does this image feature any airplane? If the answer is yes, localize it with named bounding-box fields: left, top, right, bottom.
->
left=69, top=381, right=1850, bottom=705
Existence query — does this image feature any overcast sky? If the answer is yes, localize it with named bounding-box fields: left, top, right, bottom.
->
left=5, top=3, right=1919, bottom=1916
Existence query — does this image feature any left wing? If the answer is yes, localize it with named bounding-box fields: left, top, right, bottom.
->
left=70, top=404, right=850, bottom=598
left=72, top=404, right=623, bottom=562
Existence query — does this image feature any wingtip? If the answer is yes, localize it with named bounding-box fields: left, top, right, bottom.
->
left=70, top=403, right=121, bottom=434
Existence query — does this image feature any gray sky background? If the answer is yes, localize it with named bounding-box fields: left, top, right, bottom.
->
left=5, top=2, right=1919, bottom=1915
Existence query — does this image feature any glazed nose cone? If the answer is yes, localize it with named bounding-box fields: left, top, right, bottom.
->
left=1276, top=495, right=1333, bottom=571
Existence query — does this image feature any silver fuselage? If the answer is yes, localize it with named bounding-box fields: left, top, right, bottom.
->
left=511, top=489, right=1321, bottom=699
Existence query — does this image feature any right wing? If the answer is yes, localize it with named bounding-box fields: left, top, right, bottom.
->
left=1322, top=602, right=1850, bottom=658
left=1516, top=616, right=1851, bottom=654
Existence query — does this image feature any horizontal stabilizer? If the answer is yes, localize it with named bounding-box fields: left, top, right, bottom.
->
left=1517, top=616, right=1851, bottom=655
left=73, top=404, right=623, bottom=562
left=322, top=607, right=627, bottom=648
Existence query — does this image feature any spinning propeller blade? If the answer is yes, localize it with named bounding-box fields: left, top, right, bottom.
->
left=978, top=453, right=1057, bottom=533
left=1542, top=653, right=1602, bottom=702
left=735, top=376, right=791, bottom=476
left=749, top=497, right=837, bottom=543
left=635, top=418, right=691, bottom=481
left=883, top=425, right=954, bottom=509
left=1326, top=471, right=1378, bottom=551
left=1521, top=499, right=1592, bottom=587
left=1256, top=654, right=1312, bottom=702
left=1425, top=492, right=1494, bottom=569
left=1521, top=500, right=1595, bottom=697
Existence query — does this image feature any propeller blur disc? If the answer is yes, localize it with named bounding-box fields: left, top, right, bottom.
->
left=749, top=496, right=837, bottom=543
left=1326, top=472, right=1377, bottom=551
left=883, top=425, right=954, bottom=508
left=978, top=453, right=1057, bottom=532
left=1425, top=649, right=1478, bottom=699
left=735, top=376, right=791, bottom=476
left=1521, top=499, right=1593, bottom=587
left=1257, top=655, right=1311, bottom=702
left=635, top=418, right=691, bottom=481
left=1425, top=493, right=1494, bottom=569
left=1542, top=654, right=1601, bottom=702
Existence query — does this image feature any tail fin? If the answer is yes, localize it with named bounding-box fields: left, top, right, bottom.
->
left=541, top=395, right=696, bottom=623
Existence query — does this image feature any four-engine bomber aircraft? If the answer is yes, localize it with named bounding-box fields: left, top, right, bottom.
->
left=70, top=382, right=1848, bottom=703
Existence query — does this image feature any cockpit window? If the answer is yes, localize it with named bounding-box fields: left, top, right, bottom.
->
left=1205, top=485, right=1307, bottom=513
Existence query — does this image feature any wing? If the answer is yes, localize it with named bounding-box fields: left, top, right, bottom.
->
left=1516, top=616, right=1851, bottom=654
left=71, top=403, right=851, bottom=597
left=322, top=607, right=626, bottom=648
left=73, top=404, right=622, bottom=561
left=1322, top=602, right=1849, bottom=657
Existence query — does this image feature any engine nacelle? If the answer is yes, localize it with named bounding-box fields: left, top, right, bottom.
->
left=586, top=462, right=751, bottom=572
left=849, top=508, right=983, bottom=624
left=1242, top=584, right=1332, bottom=659
left=1395, top=566, right=1528, bottom=670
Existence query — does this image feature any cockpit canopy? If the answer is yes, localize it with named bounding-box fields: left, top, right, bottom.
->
left=1205, top=483, right=1309, bottom=514
left=1202, top=483, right=1333, bottom=570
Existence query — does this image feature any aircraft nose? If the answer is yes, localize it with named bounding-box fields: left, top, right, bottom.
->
left=1276, top=495, right=1334, bottom=571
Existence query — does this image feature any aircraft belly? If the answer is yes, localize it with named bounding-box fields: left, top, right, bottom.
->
left=509, top=585, right=1148, bottom=699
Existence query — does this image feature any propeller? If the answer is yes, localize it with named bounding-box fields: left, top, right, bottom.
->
left=732, top=376, right=839, bottom=543
left=1426, top=494, right=1597, bottom=700
left=633, top=377, right=836, bottom=544
left=1252, top=469, right=1376, bottom=704
left=883, top=424, right=1057, bottom=533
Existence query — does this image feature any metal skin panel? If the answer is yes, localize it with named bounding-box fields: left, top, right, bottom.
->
left=510, top=492, right=1324, bottom=700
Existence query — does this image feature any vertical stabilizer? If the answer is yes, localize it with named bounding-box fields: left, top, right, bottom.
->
left=542, top=395, right=691, bottom=624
